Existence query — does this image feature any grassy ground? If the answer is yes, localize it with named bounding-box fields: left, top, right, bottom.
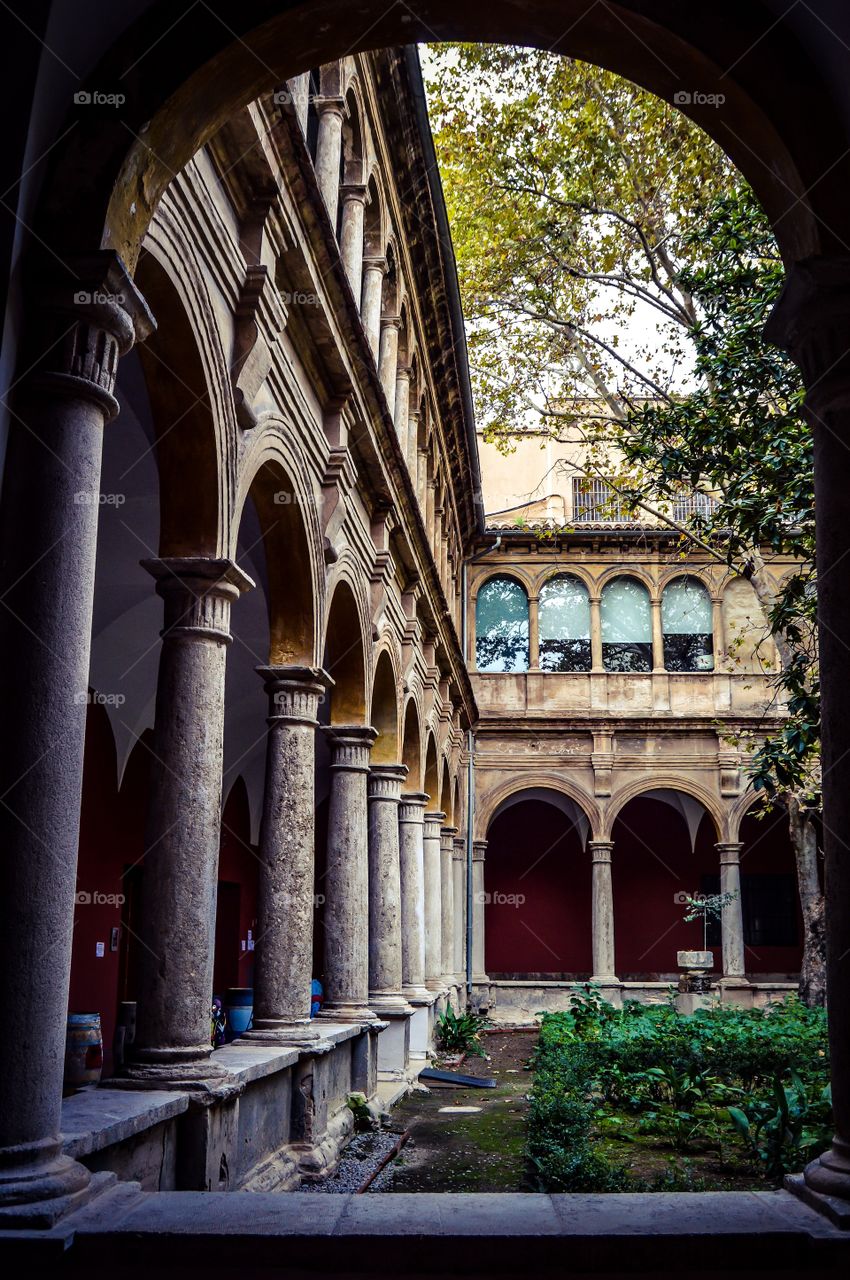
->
left=379, top=1031, right=535, bottom=1192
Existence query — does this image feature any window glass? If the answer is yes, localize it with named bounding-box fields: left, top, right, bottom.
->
left=475, top=577, right=529, bottom=673
left=662, top=578, right=714, bottom=672
left=601, top=578, right=652, bottom=672
left=539, top=575, right=591, bottom=672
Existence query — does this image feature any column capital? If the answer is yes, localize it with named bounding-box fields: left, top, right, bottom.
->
left=32, top=250, right=155, bottom=421
left=472, top=839, right=487, bottom=863
left=339, top=182, right=368, bottom=204
left=314, top=93, right=345, bottom=116
left=381, top=313, right=403, bottom=332
left=588, top=840, right=614, bottom=863
left=715, top=841, right=744, bottom=865
left=362, top=254, right=388, bottom=275
left=142, top=557, right=254, bottom=644
left=424, top=810, right=447, bottom=836
left=452, top=836, right=466, bottom=861
left=368, top=762, right=408, bottom=800
left=323, top=724, right=378, bottom=771
left=257, top=665, right=330, bottom=725
left=764, top=255, right=850, bottom=413
left=399, top=791, right=428, bottom=823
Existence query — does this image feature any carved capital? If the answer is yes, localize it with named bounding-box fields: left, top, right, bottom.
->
left=142, top=557, right=254, bottom=644
left=33, top=251, right=155, bottom=420
left=323, top=724, right=378, bottom=771
left=258, top=665, right=330, bottom=726
left=399, top=791, right=429, bottom=823
left=368, top=763, right=408, bottom=801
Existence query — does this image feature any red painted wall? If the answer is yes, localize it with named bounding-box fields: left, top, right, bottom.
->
left=485, top=800, right=592, bottom=976
left=738, top=808, right=804, bottom=975
left=612, top=800, right=718, bottom=978
left=213, top=779, right=258, bottom=995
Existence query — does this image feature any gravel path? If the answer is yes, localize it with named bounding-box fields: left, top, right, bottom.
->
left=297, top=1129, right=402, bottom=1194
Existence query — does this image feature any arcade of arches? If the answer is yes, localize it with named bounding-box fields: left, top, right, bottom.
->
left=3, top=0, right=850, bottom=1251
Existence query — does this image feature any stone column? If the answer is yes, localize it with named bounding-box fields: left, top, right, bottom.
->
left=766, top=260, right=850, bottom=1205
left=394, top=363, right=412, bottom=452
left=472, top=840, right=489, bottom=983
left=590, top=595, right=603, bottom=671
left=378, top=315, right=401, bottom=407
left=339, top=184, right=367, bottom=302
left=320, top=725, right=378, bottom=1022
left=651, top=597, right=665, bottom=671
left=398, top=792, right=430, bottom=1001
left=453, top=836, right=466, bottom=984
left=423, top=811, right=446, bottom=991
left=716, top=842, right=747, bottom=981
left=711, top=596, right=723, bottom=658
left=360, top=256, right=386, bottom=359
left=589, top=841, right=617, bottom=981
left=314, top=95, right=345, bottom=228
left=417, top=446, right=429, bottom=511
left=0, top=254, right=153, bottom=1223
left=528, top=594, right=540, bottom=669
left=289, top=73, right=311, bottom=130
left=125, top=558, right=254, bottom=1083
left=441, top=826, right=458, bottom=988
left=406, top=407, right=421, bottom=478
left=245, top=667, right=328, bottom=1044
left=367, top=765, right=410, bottom=1014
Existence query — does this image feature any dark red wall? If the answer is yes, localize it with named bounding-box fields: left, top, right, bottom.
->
left=738, top=807, right=804, bottom=975
left=485, top=799, right=591, bottom=976
left=213, top=778, right=258, bottom=995
left=612, top=800, right=718, bottom=978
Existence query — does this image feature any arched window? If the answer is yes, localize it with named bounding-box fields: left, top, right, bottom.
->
left=539, top=575, right=591, bottom=671
left=662, top=578, right=714, bottom=671
left=475, top=576, right=529, bottom=673
left=601, top=578, right=651, bottom=672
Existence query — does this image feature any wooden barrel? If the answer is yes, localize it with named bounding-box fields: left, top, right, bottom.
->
left=64, top=1012, right=103, bottom=1088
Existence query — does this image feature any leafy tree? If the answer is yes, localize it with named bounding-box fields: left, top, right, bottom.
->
left=424, top=44, right=823, bottom=1003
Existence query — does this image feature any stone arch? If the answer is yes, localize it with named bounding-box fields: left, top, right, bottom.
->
left=132, top=243, right=227, bottom=557
left=728, top=786, right=768, bottom=843
left=533, top=564, right=594, bottom=596
left=439, top=764, right=453, bottom=823
left=233, top=435, right=324, bottom=666
left=401, top=696, right=423, bottom=789
left=595, top=565, right=655, bottom=598
left=322, top=575, right=368, bottom=724
left=604, top=779, right=725, bottom=842
left=471, top=568, right=532, bottom=603
left=363, top=172, right=385, bottom=258
left=424, top=732, right=440, bottom=810
left=370, top=645, right=401, bottom=764
left=477, top=773, right=599, bottom=842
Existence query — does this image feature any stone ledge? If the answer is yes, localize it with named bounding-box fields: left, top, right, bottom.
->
left=5, top=1188, right=848, bottom=1276
left=60, top=1089, right=189, bottom=1158
left=212, top=1042, right=300, bottom=1085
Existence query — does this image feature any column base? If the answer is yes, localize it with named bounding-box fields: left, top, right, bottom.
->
left=116, top=1048, right=231, bottom=1090
left=716, top=976, right=753, bottom=1007
left=317, top=1003, right=378, bottom=1024
left=240, top=1018, right=320, bottom=1045
left=403, top=984, right=433, bottom=1004
left=369, top=991, right=415, bottom=1017
left=0, top=1168, right=117, bottom=1232
left=0, top=1138, right=96, bottom=1229
left=590, top=978, right=623, bottom=1006
left=787, top=1168, right=850, bottom=1228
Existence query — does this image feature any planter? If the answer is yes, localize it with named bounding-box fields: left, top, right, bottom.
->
left=64, top=1011, right=103, bottom=1088
left=223, top=987, right=253, bottom=1040
left=677, top=950, right=713, bottom=970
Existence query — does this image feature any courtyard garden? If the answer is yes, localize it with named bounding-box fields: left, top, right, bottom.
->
left=527, top=989, right=831, bottom=1193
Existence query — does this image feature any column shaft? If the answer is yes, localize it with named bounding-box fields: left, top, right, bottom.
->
left=0, top=254, right=153, bottom=1219
left=247, top=667, right=327, bottom=1043
left=651, top=598, right=665, bottom=671
left=399, top=793, right=429, bottom=999
left=378, top=316, right=401, bottom=406
left=528, top=595, right=540, bottom=669
left=367, top=764, right=409, bottom=1012
left=423, top=811, right=446, bottom=990
left=472, top=840, right=489, bottom=982
left=440, top=826, right=458, bottom=986
left=127, top=558, right=253, bottom=1081
left=361, top=258, right=386, bottom=359
left=394, top=365, right=411, bottom=453
left=339, top=186, right=367, bottom=302
left=590, top=597, right=603, bottom=671
left=314, top=97, right=345, bottom=228
left=320, top=726, right=378, bottom=1022
left=589, top=841, right=617, bottom=980
left=717, top=842, right=746, bottom=979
